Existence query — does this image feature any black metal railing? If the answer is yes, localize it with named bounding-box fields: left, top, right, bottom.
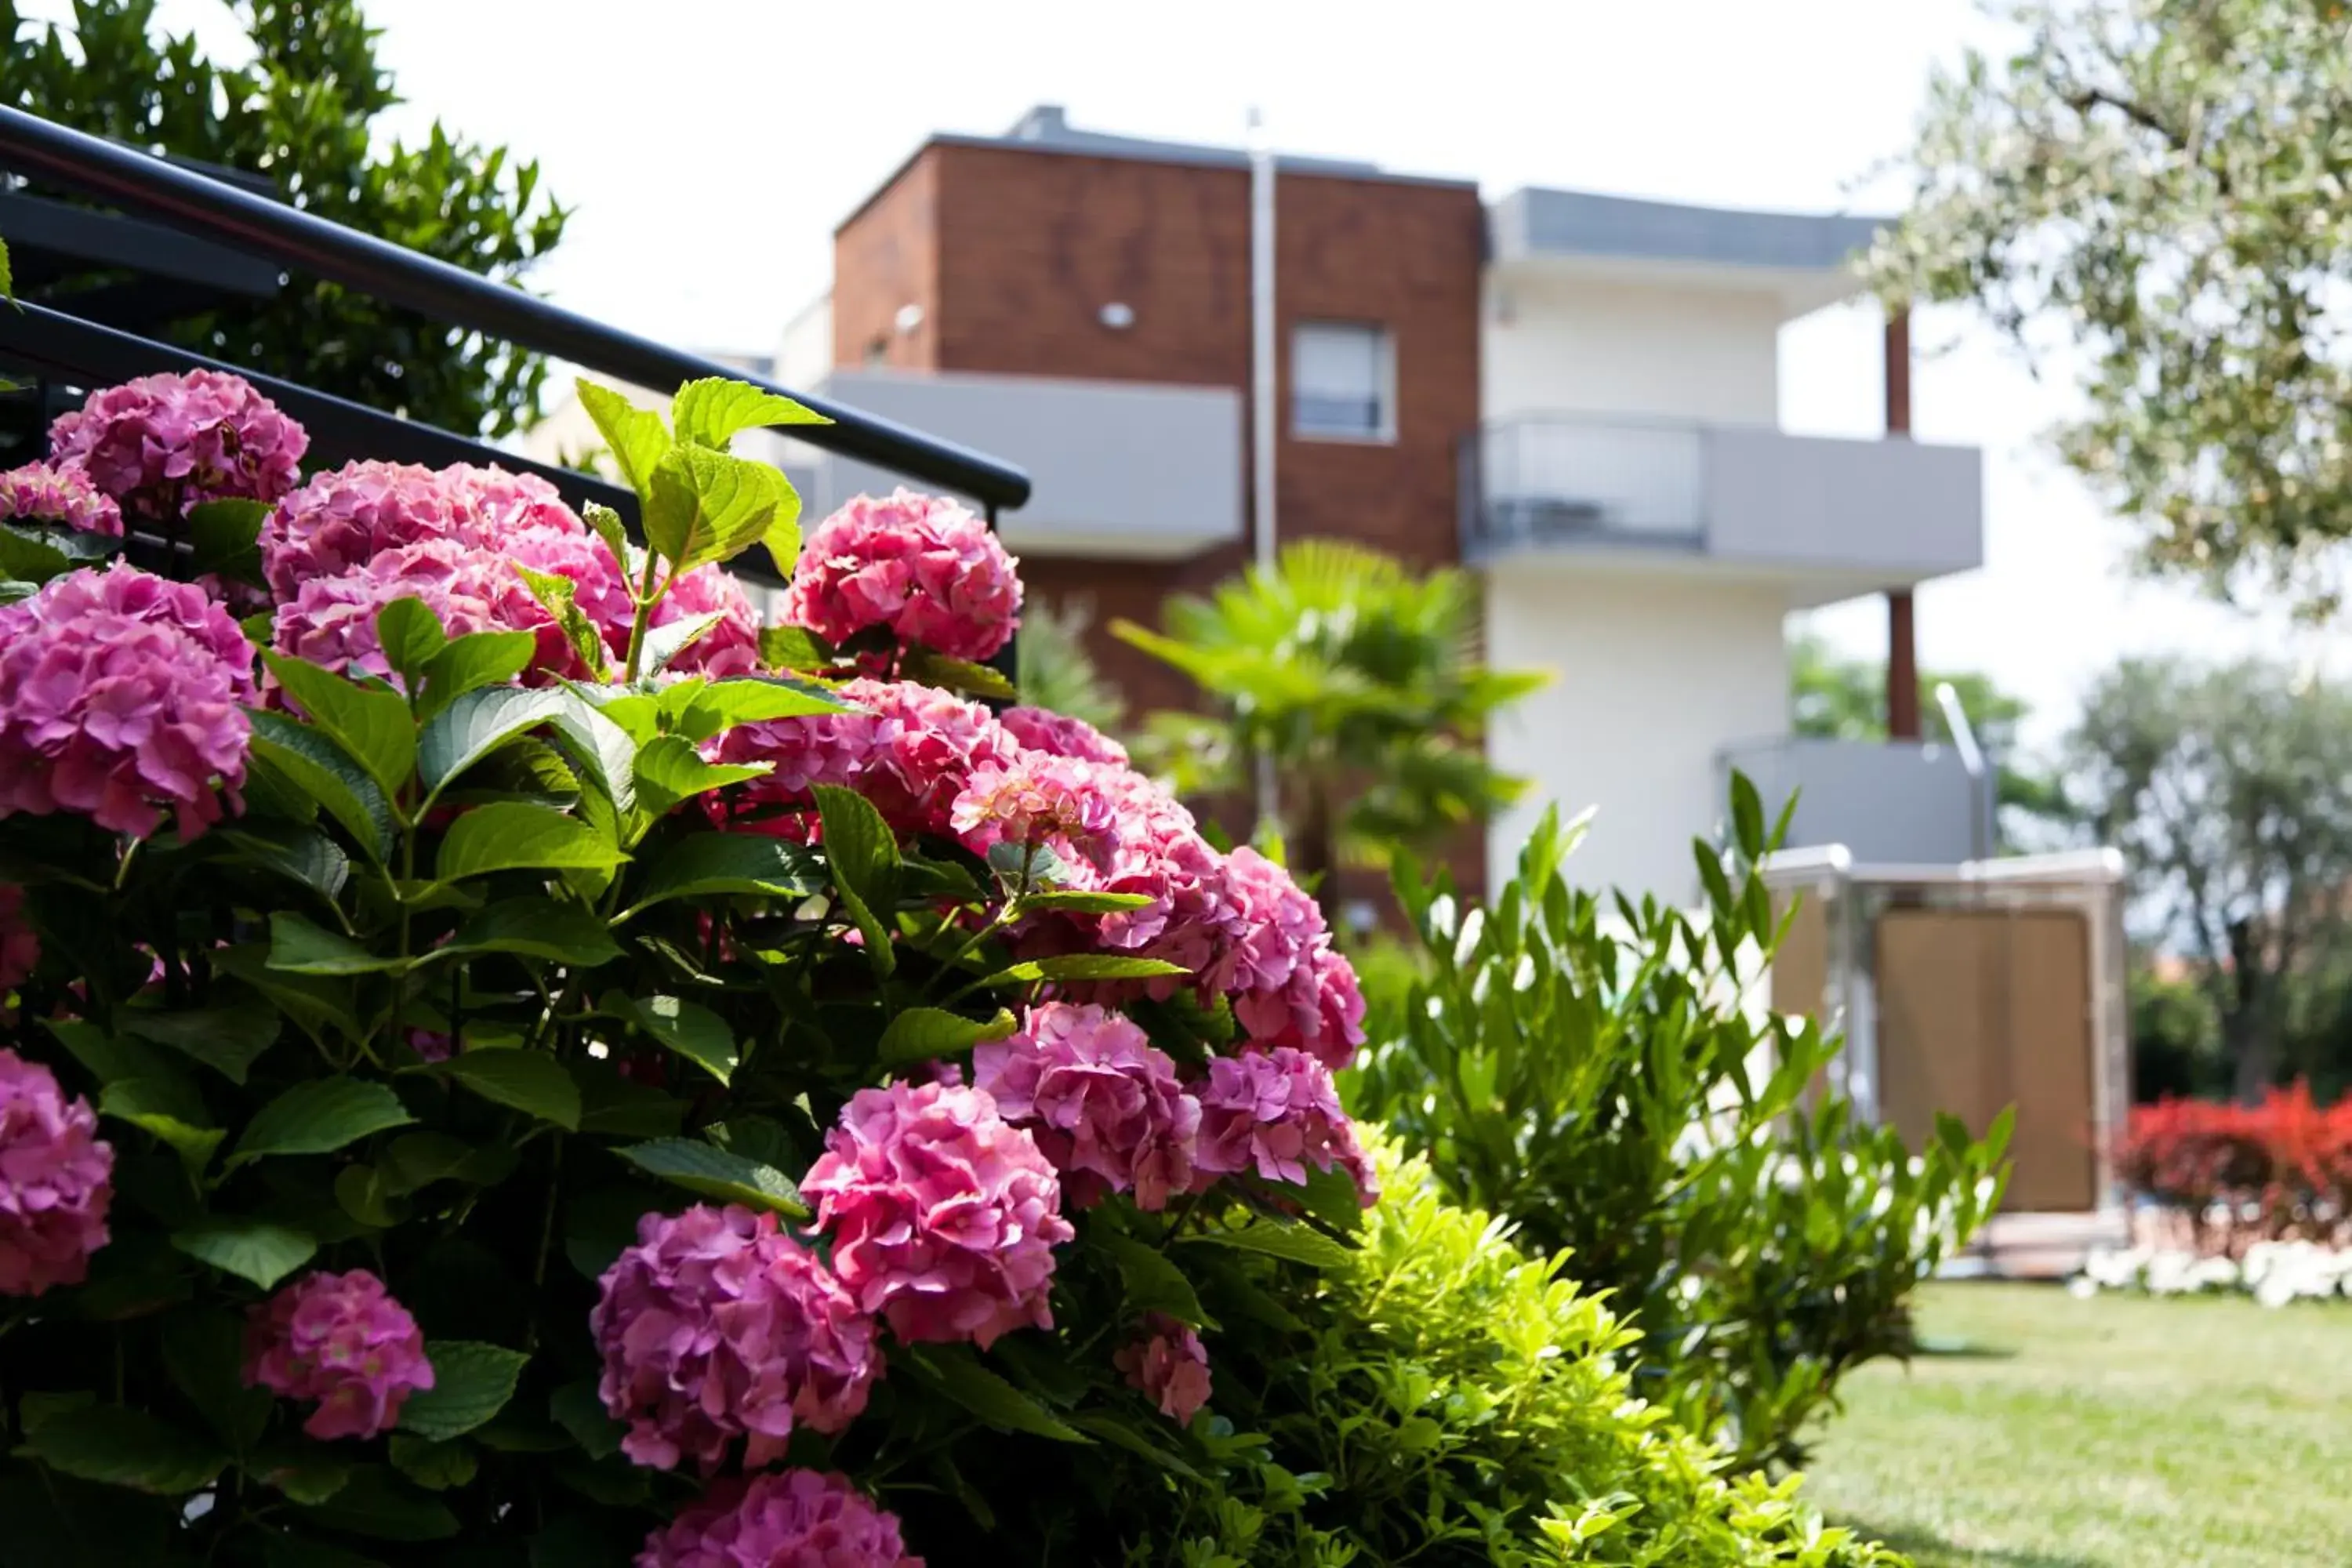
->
left=0, top=104, right=1032, bottom=529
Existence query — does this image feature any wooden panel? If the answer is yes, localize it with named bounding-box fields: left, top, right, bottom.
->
left=2002, top=909, right=2097, bottom=1211
left=1875, top=909, right=1998, bottom=1152
left=1772, top=891, right=1828, bottom=1022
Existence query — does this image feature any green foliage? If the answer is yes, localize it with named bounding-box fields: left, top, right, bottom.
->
left=1116, top=540, right=1545, bottom=919
left=1871, top=0, right=2352, bottom=611
left=1788, top=633, right=2066, bottom=845
left=905, top=1143, right=1908, bottom=1566
left=1014, top=594, right=1129, bottom=735
left=1347, top=797, right=2008, bottom=1470
left=2068, top=655, right=2352, bottom=1098
left=0, top=0, right=566, bottom=437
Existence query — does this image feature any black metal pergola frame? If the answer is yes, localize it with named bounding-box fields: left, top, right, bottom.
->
left=0, top=105, right=1032, bottom=582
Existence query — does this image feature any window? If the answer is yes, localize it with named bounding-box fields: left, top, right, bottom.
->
left=1292, top=321, right=1394, bottom=441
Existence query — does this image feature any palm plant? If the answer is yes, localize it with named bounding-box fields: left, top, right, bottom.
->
left=1114, top=540, right=1545, bottom=921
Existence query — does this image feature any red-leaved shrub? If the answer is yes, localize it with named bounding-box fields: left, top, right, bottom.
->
left=2118, top=1083, right=2352, bottom=1250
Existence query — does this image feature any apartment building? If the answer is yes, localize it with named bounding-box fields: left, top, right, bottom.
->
left=535, top=105, right=1986, bottom=903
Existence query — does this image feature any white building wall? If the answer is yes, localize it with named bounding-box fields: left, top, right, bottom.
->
left=1485, top=564, right=1790, bottom=901
left=1483, top=272, right=1784, bottom=426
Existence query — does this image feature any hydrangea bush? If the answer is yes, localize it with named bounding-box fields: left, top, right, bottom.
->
left=0, top=368, right=1894, bottom=1567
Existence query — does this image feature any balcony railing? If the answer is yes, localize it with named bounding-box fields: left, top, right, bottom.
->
left=1720, top=735, right=1991, bottom=866
left=1461, top=414, right=1982, bottom=584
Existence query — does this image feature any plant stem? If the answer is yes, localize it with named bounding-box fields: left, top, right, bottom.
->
left=622, top=550, right=664, bottom=682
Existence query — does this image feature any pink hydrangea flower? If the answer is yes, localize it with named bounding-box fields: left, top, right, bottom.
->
left=440, top=463, right=585, bottom=539
left=638, top=1469, right=921, bottom=1568
left=997, top=706, right=1128, bottom=767
left=0, top=460, right=123, bottom=537
left=49, top=370, right=306, bottom=521
left=0, top=564, right=257, bottom=839
left=271, top=537, right=582, bottom=687
left=655, top=563, right=764, bottom=677
left=591, top=1203, right=880, bottom=1474
left=973, top=1004, right=1200, bottom=1210
left=260, top=460, right=476, bottom=601
left=241, top=1269, right=434, bottom=1439
left=949, top=752, right=1120, bottom=870
left=0, top=884, right=36, bottom=993
left=710, top=678, right=1022, bottom=840
left=1210, top=848, right=1365, bottom=1067
left=1191, top=1045, right=1376, bottom=1206
left=1115, top=1313, right=1211, bottom=1425
left=780, top=488, right=1022, bottom=661
left=506, top=523, right=634, bottom=656
left=0, top=1048, right=112, bottom=1296
left=801, top=1080, right=1072, bottom=1348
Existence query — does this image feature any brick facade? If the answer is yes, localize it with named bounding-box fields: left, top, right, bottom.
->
left=834, top=137, right=1487, bottom=899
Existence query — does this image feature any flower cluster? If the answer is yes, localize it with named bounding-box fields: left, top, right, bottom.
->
left=241, top=1269, right=434, bottom=1439
left=1116, top=1314, right=1212, bottom=1426
left=975, top=1004, right=1200, bottom=1210
left=49, top=369, right=307, bottom=521
left=640, top=1469, right=923, bottom=1568
left=0, top=564, right=259, bottom=839
left=0, top=460, right=123, bottom=537
left=803, top=1080, right=1073, bottom=1348
left=949, top=753, right=1120, bottom=869
left=779, top=488, right=1022, bottom=662
left=592, top=1204, right=880, bottom=1472
left=0, top=1049, right=112, bottom=1297
left=1194, top=1046, right=1377, bottom=1207
left=998, top=705, right=1131, bottom=767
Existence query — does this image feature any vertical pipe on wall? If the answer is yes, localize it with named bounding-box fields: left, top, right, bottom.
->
left=1248, top=107, right=1280, bottom=828
left=1884, top=307, right=1921, bottom=740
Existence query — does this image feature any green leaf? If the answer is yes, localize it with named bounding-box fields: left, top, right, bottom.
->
left=582, top=500, right=631, bottom=564
left=619, top=833, right=822, bottom=918
left=418, top=687, right=570, bottom=805
left=813, top=783, right=898, bottom=975
left=757, top=623, right=830, bottom=671
left=212, top=944, right=362, bottom=1047
left=170, top=1216, right=318, bottom=1290
left=263, top=654, right=417, bottom=802
left=1730, top=769, right=1766, bottom=862
left=630, top=994, right=739, bottom=1085
left=633, top=735, right=768, bottom=816
left=397, top=1341, right=531, bottom=1441
left=416, top=629, right=537, bottom=721
left=903, top=645, right=1017, bottom=701
left=1093, top=1229, right=1217, bottom=1328
left=0, top=524, right=73, bottom=583
left=379, top=1132, right=483, bottom=1194
left=335, top=1164, right=407, bottom=1229
left=674, top=675, right=853, bottom=741
left=670, top=376, right=826, bottom=448
left=547, top=1380, right=624, bottom=1461
left=387, top=1435, right=476, bottom=1491
left=575, top=379, right=673, bottom=500
left=187, top=499, right=269, bottom=586
left=103, top=1080, right=225, bottom=1174
left=643, top=444, right=795, bottom=574
left=290, top=1465, right=458, bottom=1541
left=231, top=1076, right=414, bottom=1165
left=23, top=1405, right=228, bottom=1494
left=638, top=608, right=726, bottom=677
left=877, top=1006, right=1018, bottom=1067
left=572, top=1062, right=686, bottom=1139
left=249, top=1443, right=354, bottom=1504
left=549, top=690, right=641, bottom=815
left=1012, top=890, right=1158, bottom=915
left=1179, top=1218, right=1355, bottom=1272
left=436, top=802, right=627, bottom=882
left=430, top=897, right=623, bottom=968
left=269, top=911, right=404, bottom=975
left=980, top=955, right=1192, bottom=986
left=249, top=710, right=395, bottom=862
left=372, top=597, right=447, bottom=684
left=223, top=825, right=351, bottom=906
left=902, top=1345, right=1090, bottom=1443
left=615, top=1138, right=805, bottom=1218
left=513, top=562, right=612, bottom=679
left=163, top=1309, right=274, bottom=1453
left=439, top=1050, right=582, bottom=1130
left=118, top=996, right=278, bottom=1083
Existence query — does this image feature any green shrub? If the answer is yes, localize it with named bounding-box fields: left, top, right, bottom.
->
left=905, top=1142, right=1907, bottom=1566
left=1347, top=795, right=2007, bottom=1469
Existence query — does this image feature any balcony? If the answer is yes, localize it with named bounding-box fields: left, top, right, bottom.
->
left=1462, top=416, right=1982, bottom=604
left=770, top=367, right=1243, bottom=560
left=1719, top=736, right=1991, bottom=866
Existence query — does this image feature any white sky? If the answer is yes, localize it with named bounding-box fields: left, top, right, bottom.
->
left=42, top=0, right=2336, bottom=753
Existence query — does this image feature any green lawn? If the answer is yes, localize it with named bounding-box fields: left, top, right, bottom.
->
left=1801, top=1282, right=2352, bottom=1567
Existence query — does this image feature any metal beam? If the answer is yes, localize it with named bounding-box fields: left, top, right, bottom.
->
left=0, top=106, right=1032, bottom=512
